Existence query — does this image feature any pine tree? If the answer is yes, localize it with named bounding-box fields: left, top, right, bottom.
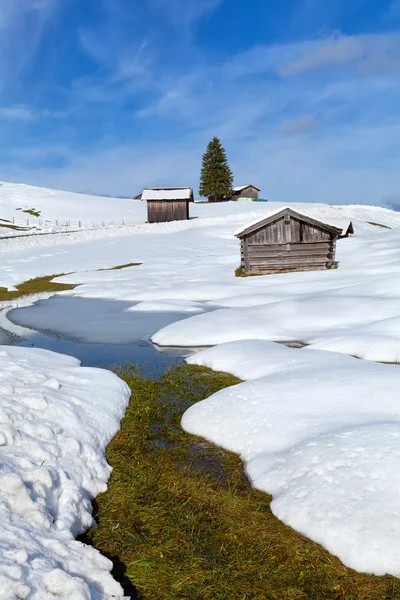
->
left=199, top=137, right=234, bottom=202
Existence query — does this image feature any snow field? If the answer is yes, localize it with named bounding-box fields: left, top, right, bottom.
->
left=0, top=346, right=130, bottom=599
left=184, top=341, right=400, bottom=576
left=5, top=182, right=400, bottom=582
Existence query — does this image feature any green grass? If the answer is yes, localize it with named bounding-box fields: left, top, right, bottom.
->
left=0, top=223, right=29, bottom=231
left=0, top=274, right=78, bottom=301
left=83, top=364, right=400, bottom=600
left=16, top=208, right=41, bottom=217
left=98, top=262, right=142, bottom=271
left=367, top=221, right=392, bottom=229
left=234, top=266, right=264, bottom=277
left=0, top=266, right=139, bottom=302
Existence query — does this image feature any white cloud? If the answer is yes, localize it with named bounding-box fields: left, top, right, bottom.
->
left=278, top=115, right=321, bottom=135
left=0, top=106, right=35, bottom=120
left=0, top=0, right=56, bottom=83
left=278, top=32, right=400, bottom=77
left=5, top=120, right=400, bottom=207
left=147, top=0, right=225, bottom=29
left=2, top=28, right=400, bottom=210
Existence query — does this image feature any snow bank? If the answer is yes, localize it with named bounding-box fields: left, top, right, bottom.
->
left=141, top=187, right=192, bottom=200
left=0, top=346, right=130, bottom=599
left=184, top=340, right=400, bottom=576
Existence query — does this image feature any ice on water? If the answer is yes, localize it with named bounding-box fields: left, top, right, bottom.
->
left=8, top=296, right=205, bottom=344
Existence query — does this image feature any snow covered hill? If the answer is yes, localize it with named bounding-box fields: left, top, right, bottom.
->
left=0, top=180, right=145, bottom=233
left=1, top=179, right=400, bottom=237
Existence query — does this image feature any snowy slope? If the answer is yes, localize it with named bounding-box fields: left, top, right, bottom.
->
left=1, top=179, right=400, bottom=235
left=0, top=180, right=144, bottom=232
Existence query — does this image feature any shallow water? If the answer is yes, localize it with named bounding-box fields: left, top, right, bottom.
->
left=15, top=333, right=190, bottom=376
left=4, top=296, right=200, bottom=376
left=8, top=296, right=197, bottom=344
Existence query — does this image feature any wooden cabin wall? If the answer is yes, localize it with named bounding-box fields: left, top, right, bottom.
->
left=245, top=238, right=336, bottom=274
left=147, top=200, right=190, bottom=223
left=241, top=215, right=338, bottom=274
left=245, top=216, right=332, bottom=245
left=233, top=187, right=259, bottom=200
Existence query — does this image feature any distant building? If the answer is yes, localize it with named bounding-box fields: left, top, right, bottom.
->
left=142, top=187, right=194, bottom=223
left=236, top=207, right=345, bottom=275
left=231, top=185, right=261, bottom=201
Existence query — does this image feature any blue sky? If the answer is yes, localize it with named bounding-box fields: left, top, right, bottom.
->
left=1, top=0, right=400, bottom=205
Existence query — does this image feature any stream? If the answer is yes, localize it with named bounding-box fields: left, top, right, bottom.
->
left=2, top=296, right=202, bottom=376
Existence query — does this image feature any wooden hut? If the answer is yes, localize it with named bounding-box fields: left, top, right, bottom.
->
left=142, top=187, right=194, bottom=223
left=231, top=185, right=261, bottom=201
left=236, top=207, right=343, bottom=275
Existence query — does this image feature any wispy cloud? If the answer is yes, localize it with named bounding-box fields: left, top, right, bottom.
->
left=2, top=4, right=400, bottom=209
left=146, top=0, right=225, bottom=30
left=278, top=32, right=400, bottom=77
left=0, top=106, right=35, bottom=120
left=0, top=0, right=57, bottom=83
left=278, top=115, right=321, bottom=135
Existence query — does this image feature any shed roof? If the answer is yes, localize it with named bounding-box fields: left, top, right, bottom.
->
left=236, top=207, right=343, bottom=238
left=233, top=184, right=261, bottom=192
left=142, top=187, right=194, bottom=201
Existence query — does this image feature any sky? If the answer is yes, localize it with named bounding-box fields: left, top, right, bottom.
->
left=0, top=0, right=400, bottom=206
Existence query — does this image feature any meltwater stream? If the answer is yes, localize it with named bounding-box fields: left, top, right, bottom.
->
left=4, top=296, right=203, bottom=376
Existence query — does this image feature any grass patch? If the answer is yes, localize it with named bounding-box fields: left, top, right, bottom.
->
left=367, top=221, right=392, bottom=229
left=0, top=223, right=29, bottom=231
left=83, top=364, right=400, bottom=600
left=98, top=262, right=142, bottom=271
left=0, top=274, right=78, bottom=301
left=16, top=208, right=41, bottom=217
left=0, top=218, right=11, bottom=223
left=235, top=266, right=262, bottom=277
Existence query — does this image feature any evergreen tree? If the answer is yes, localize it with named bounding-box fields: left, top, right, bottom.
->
left=199, top=137, right=234, bottom=202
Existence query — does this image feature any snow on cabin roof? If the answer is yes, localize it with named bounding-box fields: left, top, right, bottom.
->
left=141, top=187, right=194, bottom=201
left=235, top=206, right=344, bottom=238
left=233, top=184, right=261, bottom=192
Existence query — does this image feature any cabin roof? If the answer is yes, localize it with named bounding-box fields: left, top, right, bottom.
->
left=236, top=207, right=344, bottom=238
left=142, top=187, right=194, bottom=201
left=233, top=184, right=261, bottom=192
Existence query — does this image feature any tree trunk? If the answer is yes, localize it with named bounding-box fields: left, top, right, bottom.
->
left=209, top=195, right=225, bottom=203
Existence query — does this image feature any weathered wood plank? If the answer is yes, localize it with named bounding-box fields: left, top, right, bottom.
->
left=247, top=242, right=331, bottom=250
left=147, top=200, right=189, bottom=223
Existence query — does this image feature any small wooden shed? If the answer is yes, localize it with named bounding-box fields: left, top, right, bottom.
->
left=236, top=207, right=343, bottom=275
left=231, top=185, right=261, bottom=201
left=142, top=187, right=194, bottom=223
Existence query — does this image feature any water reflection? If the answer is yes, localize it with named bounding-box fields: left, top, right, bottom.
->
left=4, top=296, right=204, bottom=376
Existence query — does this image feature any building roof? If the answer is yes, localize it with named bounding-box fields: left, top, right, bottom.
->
left=141, top=187, right=194, bottom=201
left=233, top=184, right=261, bottom=192
left=236, top=207, right=344, bottom=238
